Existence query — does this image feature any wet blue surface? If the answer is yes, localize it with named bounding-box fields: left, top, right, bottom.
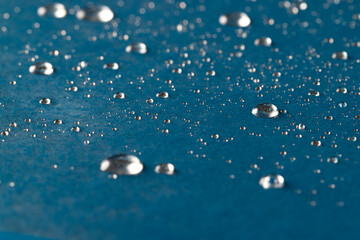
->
left=0, top=0, right=359, bottom=239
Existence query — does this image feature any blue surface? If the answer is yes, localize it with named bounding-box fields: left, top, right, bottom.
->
left=0, top=0, right=360, bottom=239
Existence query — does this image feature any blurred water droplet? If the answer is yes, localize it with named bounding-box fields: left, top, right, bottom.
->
left=155, top=163, right=175, bottom=175
left=327, top=157, right=338, bottom=164
left=103, top=62, right=119, bottom=70
left=29, top=62, right=54, bottom=75
left=254, top=37, right=272, bottom=47
left=259, top=174, right=285, bottom=189
left=219, top=12, right=251, bottom=27
left=37, top=3, right=67, bottom=18
left=252, top=103, right=279, bottom=118
left=126, top=42, right=147, bottom=54
left=100, top=154, right=143, bottom=175
left=76, top=5, right=114, bottom=23
left=332, top=51, right=348, bottom=60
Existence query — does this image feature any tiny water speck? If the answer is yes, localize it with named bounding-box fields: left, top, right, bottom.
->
left=100, top=154, right=143, bottom=175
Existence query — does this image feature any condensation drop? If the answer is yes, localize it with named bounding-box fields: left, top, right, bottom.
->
left=156, top=91, right=169, bottom=99
left=259, top=174, right=285, bottom=189
left=39, top=98, right=51, bottom=105
left=29, top=62, right=54, bottom=75
left=254, top=37, right=272, bottom=47
left=125, top=42, right=147, bottom=54
left=219, top=12, right=251, bottom=27
left=113, top=92, right=125, bottom=99
left=332, top=51, right=348, bottom=60
left=37, top=3, right=67, bottom=18
left=252, top=103, right=279, bottom=118
left=103, top=62, right=119, bottom=70
left=100, top=154, right=143, bottom=175
left=154, top=163, right=175, bottom=175
left=76, top=5, right=114, bottom=23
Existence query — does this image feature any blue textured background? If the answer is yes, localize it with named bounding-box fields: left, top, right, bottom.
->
left=0, top=0, right=359, bottom=239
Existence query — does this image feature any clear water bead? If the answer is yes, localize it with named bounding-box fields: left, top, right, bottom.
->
left=154, top=163, right=175, bottom=175
left=219, top=12, right=251, bottom=27
left=29, top=62, right=54, bottom=75
left=332, top=51, right=348, bottom=60
left=39, top=98, right=51, bottom=105
left=113, top=92, right=125, bottom=99
left=126, top=42, right=147, bottom=54
left=37, top=3, right=67, bottom=18
left=259, top=174, right=285, bottom=189
left=254, top=37, right=272, bottom=47
left=100, top=154, right=143, bottom=175
left=252, top=103, right=279, bottom=118
left=76, top=5, right=114, bottom=23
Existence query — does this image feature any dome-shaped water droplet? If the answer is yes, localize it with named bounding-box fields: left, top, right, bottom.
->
left=113, top=92, right=125, bottom=99
left=100, top=154, right=143, bottom=175
left=332, top=51, right=348, bottom=60
left=155, top=163, right=175, bottom=175
left=259, top=174, right=285, bottom=189
left=38, top=3, right=67, bottom=18
left=254, top=37, right=272, bottom=47
left=252, top=103, right=279, bottom=118
left=39, top=98, right=51, bottom=105
left=76, top=5, right=114, bottom=23
left=219, top=12, right=251, bottom=27
left=103, top=62, right=119, bottom=70
left=125, top=42, right=147, bottom=54
left=156, top=91, right=169, bottom=99
left=29, top=62, right=54, bottom=75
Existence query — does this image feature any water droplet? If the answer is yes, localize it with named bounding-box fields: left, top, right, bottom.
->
left=103, top=62, right=119, bottom=70
left=336, top=87, right=347, bottom=94
left=154, top=163, right=175, bottom=175
left=54, top=119, right=63, bottom=124
left=332, top=51, right=348, bottom=60
left=39, top=98, right=51, bottom=105
left=327, top=157, right=338, bottom=164
left=296, top=124, right=306, bottom=130
left=254, top=37, right=272, bottom=47
left=156, top=91, right=169, bottom=99
left=259, top=174, right=285, bottom=189
left=71, top=126, right=80, bottom=132
left=125, top=42, right=147, bottom=54
left=252, top=103, right=279, bottom=118
left=311, top=140, right=322, bottom=146
left=29, top=62, right=54, bottom=75
left=37, top=3, right=67, bottom=18
left=219, top=12, right=251, bottom=27
left=113, top=92, right=125, bottom=99
left=76, top=5, right=114, bottom=23
left=100, top=154, right=143, bottom=175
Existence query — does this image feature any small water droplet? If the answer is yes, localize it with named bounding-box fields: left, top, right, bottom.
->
left=39, top=98, right=51, bottom=105
left=219, top=12, right=251, bottom=27
left=259, top=174, right=285, bottom=189
left=38, top=3, right=67, bottom=18
left=54, top=119, right=63, bottom=124
left=29, top=62, right=54, bottom=75
left=103, top=62, right=119, bottom=70
left=327, top=157, right=338, bottom=164
left=76, top=5, right=114, bottom=23
left=154, top=163, right=175, bottom=175
left=254, top=37, right=272, bottom=47
left=113, top=92, right=125, bottom=99
left=332, top=51, right=348, bottom=60
left=252, top=103, right=279, bottom=118
left=156, top=91, right=169, bottom=99
left=100, top=154, right=143, bottom=175
left=125, top=42, right=147, bottom=54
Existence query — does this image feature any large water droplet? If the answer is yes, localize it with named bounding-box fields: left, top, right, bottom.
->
left=37, top=3, right=67, bottom=18
left=259, top=174, right=285, bottom=189
left=155, top=163, right=175, bottom=175
left=39, top=98, right=51, bottom=105
left=29, top=62, right=54, bottom=75
left=125, top=42, right=147, bottom=54
left=100, top=154, right=143, bottom=175
left=156, top=91, right=169, bottom=99
left=252, top=103, right=279, bottom=118
left=219, top=12, right=251, bottom=27
left=76, top=5, right=114, bottom=23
